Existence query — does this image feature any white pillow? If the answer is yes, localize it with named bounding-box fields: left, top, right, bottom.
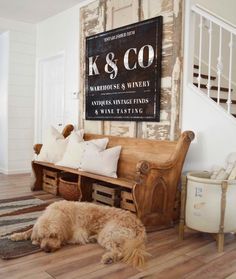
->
left=37, top=126, right=68, bottom=163
left=80, top=143, right=122, bottom=178
left=226, top=152, right=236, bottom=165
left=45, top=126, right=64, bottom=141
left=68, top=129, right=84, bottom=142
left=228, top=165, right=236, bottom=180
left=56, top=137, right=109, bottom=169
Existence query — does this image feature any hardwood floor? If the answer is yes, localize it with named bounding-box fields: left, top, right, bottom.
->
left=1, top=173, right=236, bottom=279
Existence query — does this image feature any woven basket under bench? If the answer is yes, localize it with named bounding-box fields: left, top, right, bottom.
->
left=58, top=172, right=81, bottom=201
left=42, top=169, right=81, bottom=201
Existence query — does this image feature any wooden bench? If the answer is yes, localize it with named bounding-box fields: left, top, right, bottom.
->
left=31, top=125, right=194, bottom=232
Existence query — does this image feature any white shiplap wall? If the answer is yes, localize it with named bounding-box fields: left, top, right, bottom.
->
left=0, top=32, right=9, bottom=173
left=0, top=18, right=36, bottom=174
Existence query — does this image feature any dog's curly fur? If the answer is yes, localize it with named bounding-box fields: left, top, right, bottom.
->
left=10, top=201, right=148, bottom=268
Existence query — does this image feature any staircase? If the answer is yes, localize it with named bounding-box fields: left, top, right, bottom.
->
left=193, top=65, right=236, bottom=117
left=182, top=3, right=236, bottom=172
left=188, top=5, right=236, bottom=118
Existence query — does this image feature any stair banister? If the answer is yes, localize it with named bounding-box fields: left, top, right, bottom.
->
left=192, top=5, right=236, bottom=35
left=217, top=26, right=222, bottom=105
left=198, top=15, right=203, bottom=90
left=188, top=4, right=236, bottom=118
left=207, top=21, right=212, bottom=98
left=227, top=33, right=233, bottom=113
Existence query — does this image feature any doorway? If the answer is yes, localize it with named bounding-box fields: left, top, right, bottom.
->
left=36, top=54, right=65, bottom=142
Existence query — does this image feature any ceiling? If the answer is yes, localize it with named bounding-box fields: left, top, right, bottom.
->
left=0, top=0, right=86, bottom=23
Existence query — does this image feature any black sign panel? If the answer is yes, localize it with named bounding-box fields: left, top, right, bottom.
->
left=85, top=16, right=163, bottom=121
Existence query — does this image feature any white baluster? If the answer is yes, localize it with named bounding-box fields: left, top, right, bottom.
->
left=217, top=26, right=222, bottom=105
left=198, top=16, right=203, bottom=89
left=227, top=33, right=233, bottom=113
left=206, top=21, right=212, bottom=97
left=191, top=5, right=236, bottom=114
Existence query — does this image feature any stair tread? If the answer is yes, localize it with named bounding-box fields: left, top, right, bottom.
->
left=193, top=83, right=233, bottom=92
left=193, top=76, right=232, bottom=90
left=211, top=97, right=236, bottom=105
left=193, top=72, right=216, bottom=80
left=199, top=88, right=236, bottom=101
left=193, top=64, right=236, bottom=118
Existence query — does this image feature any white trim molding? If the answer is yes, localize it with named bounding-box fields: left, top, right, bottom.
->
left=0, top=168, right=31, bottom=175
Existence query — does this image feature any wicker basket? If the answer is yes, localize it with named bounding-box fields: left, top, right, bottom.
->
left=58, top=173, right=81, bottom=201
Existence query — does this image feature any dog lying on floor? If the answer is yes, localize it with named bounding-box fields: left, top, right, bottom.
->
left=10, top=201, right=148, bottom=268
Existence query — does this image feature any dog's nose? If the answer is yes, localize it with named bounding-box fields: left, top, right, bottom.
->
left=43, top=245, right=52, bottom=253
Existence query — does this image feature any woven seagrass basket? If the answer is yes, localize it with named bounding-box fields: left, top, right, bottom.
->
left=58, top=173, right=81, bottom=201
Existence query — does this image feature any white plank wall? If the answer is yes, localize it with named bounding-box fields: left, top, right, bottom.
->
left=0, top=17, right=36, bottom=174
left=0, top=32, right=9, bottom=173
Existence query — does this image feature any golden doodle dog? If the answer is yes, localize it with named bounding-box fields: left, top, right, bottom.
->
left=10, top=201, right=149, bottom=268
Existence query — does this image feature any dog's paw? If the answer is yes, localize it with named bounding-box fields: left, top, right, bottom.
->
left=32, top=240, right=39, bottom=246
left=9, top=234, right=19, bottom=241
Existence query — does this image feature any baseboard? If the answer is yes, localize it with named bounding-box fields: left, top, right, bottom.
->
left=0, top=167, right=7, bottom=174
left=0, top=168, right=31, bottom=175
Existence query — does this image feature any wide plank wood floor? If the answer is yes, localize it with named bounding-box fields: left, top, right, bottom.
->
left=1, top=173, right=236, bottom=279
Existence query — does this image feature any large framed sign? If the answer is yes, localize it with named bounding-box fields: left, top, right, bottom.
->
left=85, top=16, right=163, bottom=121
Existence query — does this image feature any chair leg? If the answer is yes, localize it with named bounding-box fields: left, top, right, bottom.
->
left=217, top=233, right=225, bottom=252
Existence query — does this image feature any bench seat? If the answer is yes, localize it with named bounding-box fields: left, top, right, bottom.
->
left=33, top=160, right=134, bottom=189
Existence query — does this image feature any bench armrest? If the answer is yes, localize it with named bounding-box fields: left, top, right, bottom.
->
left=33, top=124, right=74, bottom=155
left=33, top=144, right=43, bottom=155
left=134, top=150, right=191, bottom=230
left=62, top=124, right=74, bottom=138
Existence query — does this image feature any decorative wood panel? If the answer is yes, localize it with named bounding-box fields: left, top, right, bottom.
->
left=139, top=0, right=182, bottom=140
left=80, top=0, right=106, bottom=134
left=80, top=0, right=183, bottom=140
left=104, top=0, right=140, bottom=137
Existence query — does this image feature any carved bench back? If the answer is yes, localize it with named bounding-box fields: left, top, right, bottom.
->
left=84, top=133, right=177, bottom=181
